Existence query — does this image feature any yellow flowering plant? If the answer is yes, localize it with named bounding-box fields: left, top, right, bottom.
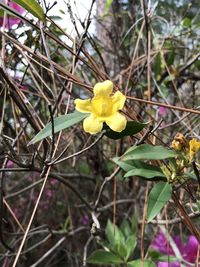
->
left=162, top=134, right=200, bottom=184
left=171, top=133, right=200, bottom=163
left=30, top=80, right=147, bottom=144
left=75, top=80, right=127, bottom=134
left=189, top=138, right=200, bottom=162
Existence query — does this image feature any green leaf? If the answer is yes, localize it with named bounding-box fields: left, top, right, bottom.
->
left=158, top=255, right=178, bottom=262
left=125, top=235, right=137, bottom=260
left=105, top=220, right=125, bottom=246
left=113, top=241, right=128, bottom=260
left=124, top=165, right=166, bottom=179
left=148, top=249, right=162, bottom=260
left=112, top=157, right=135, bottom=172
left=182, top=17, right=191, bottom=28
left=105, top=220, right=128, bottom=259
left=147, top=182, right=172, bottom=222
left=29, top=112, right=88, bottom=144
left=122, top=144, right=177, bottom=161
left=183, top=173, right=197, bottom=180
left=87, top=250, right=123, bottom=265
left=120, top=213, right=138, bottom=261
left=148, top=250, right=177, bottom=262
left=131, top=211, right=137, bottom=234
left=104, top=121, right=147, bottom=140
left=120, top=219, right=131, bottom=238
left=128, top=260, right=156, bottom=267
left=13, top=0, right=45, bottom=21
left=113, top=157, right=167, bottom=181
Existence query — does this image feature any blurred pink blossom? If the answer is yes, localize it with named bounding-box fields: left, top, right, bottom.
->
left=50, top=178, right=58, bottom=185
left=79, top=214, right=89, bottom=226
left=158, top=106, right=167, bottom=117
left=184, top=236, right=200, bottom=264
left=0, top=1, right=24, bottom=29
left=6, top=160, right=14, bottom=168
left=45, top=189, right=53, bottom=198
left=152, top=231, right=200, bottom=267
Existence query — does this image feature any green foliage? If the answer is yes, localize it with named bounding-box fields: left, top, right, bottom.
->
left=112, top=157, right=136, bottom=172
left=87, top=216, right=138, bottom=265
left=157, top=255, right=178, bottom=262
left=87, top=250, right=123, bottom=265
left=31, top=115, right=146, bottom=144
left=104, top=121, right=148, bottom=139
left=30, top=112, right=88, bottom=144
left=113, top=157, right=167, bottom=181
left=127, top=260, right=156, bottom=267
left=147, top=182, right=172, bottom=222
left=13, top=0, right=45, bottom=21
left=181, top=17, right=191, bottom=28
left=124, top=165, right=166, bottom=180
left=122, top=144, right=178, bottom=161
left=105, top=220, right=124, bottom=246
left=148, top=249, right=179, bottom=263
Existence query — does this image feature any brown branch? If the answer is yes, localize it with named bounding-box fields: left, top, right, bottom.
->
left=127, top=95, right=200, bottom=115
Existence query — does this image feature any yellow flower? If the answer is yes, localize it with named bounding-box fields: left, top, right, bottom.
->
left=189, top=138, right=200, bottom=161
left=75, top=80, right=127, bottom=134
left=171, top=133, right=188, bottom=151
left=171, top=140, right=182, bottom=151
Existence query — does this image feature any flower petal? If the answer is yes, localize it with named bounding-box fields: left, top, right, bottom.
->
left=0, top=1, right=24, bottom=29
left=106, top=112, right=127, bottom=132
left=158, top=262, right=180, bottom=267
left=173, top=236, right=184, bottom=254
left=9, top=2, right=24, bottom=13
left=111, top=91, right=126, bottom=111
left=75, top=99, right=92, bottom=113
left=93, top=80, right=113, bottom=96
left=152, top=232, right=172, bottom=254
left=83, top=115, right=103, bottom=134
left=184, top=236, right=199, bottom=263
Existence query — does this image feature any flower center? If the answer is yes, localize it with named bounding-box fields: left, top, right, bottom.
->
left=91, top=96, right=112, bottom=118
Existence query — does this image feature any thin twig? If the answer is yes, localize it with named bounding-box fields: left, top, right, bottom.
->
left=51, top=131, right=104, bottom=165
left=94, top=167, right=120, bottom=210
left=127, top=95, right=200, bottom=115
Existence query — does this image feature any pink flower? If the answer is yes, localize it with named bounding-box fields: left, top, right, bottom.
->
left=158, top=107, right=167, bottom=117
left=50, top=178, right=58, bottom=185
left=6, top=160, right=14, bottom=168
left=45, top=189, right=53, bottom=198
left=0, top=1, right=24, bottom=29
left=184, top=236, right=199, bottom=263
left=157, top=263, right=180, bottom=267
left=152, top=232, right=200, bottom=267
